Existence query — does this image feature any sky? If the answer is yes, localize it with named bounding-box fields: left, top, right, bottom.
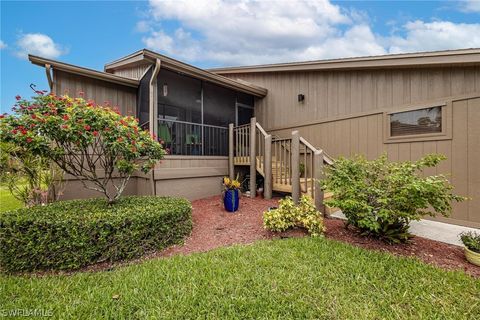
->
left=1, top=0, right=480, bottom=113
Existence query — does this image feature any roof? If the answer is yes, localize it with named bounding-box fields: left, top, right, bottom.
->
left=104, top=49, right=268, bottom=97
left=207, top=48, right=480, bottom=74
left=29, top=55, right=139, bottom=87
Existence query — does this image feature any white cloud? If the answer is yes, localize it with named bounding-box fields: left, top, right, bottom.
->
left=15, top=33, right=66, bottom=59
left=143, top=0, right=359, bottom=65
left=0, top=40, right=6, bottom=49
left=140, top=0, right=480, bottom=66
left=388, top=20, right=480, bottom=53
left=135, top=20, right=151, bottom=33
left=459, top=0, right=480, bottom=13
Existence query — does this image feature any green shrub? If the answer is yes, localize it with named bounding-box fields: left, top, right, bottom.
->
left=322, top=154, right=465, bottom=243
left=263, top=196, right=325, bottom=237
left=460, top=231, right=480, bottom=253
left=0, top=196, right=192, bottom=272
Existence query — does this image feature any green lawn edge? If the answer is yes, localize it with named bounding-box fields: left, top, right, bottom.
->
left=1, top=237, right=479, bottom=320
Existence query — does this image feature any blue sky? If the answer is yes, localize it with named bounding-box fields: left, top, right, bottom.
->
left=1, top=0, right=480, bottom=113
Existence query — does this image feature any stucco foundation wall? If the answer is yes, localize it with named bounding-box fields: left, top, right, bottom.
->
left=154, top=177, right=223, bottom=200
left=152, top=156, right=228, bottom=200
left=58, top=156, right=228, bottom=201
left=59, top=177, right=139, bottom=200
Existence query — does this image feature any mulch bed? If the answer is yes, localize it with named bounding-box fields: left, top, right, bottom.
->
left=30, top=195, right=479, bottom=277
left=162, top=195, right=480, bottom=278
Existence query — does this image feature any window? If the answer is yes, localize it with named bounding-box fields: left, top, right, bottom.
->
left=390, top=106, right=442, bottom=137
left=384, top=103, right=451, bottom=143
left=203, top=82, right=236, bottom=127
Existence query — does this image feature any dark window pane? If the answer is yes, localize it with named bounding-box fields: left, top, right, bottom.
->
left=237, top=92, right=254, bottom=106
left=203, top=82, right=236, bottom=127
left=157, top=69, right=201, bottom=123
left=390, top=107, right=442, bottom=137
left=237, top=106, right=253, bottom=125
left=137, top=67, right=152, bottom=130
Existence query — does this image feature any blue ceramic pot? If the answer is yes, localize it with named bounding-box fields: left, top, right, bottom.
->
left=224, top=189, right=239, bottom=212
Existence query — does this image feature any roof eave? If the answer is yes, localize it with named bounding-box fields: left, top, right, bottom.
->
left=29, top=55, right=139, bottom=88
left=209, top=48, right=480, bottom=74
left=104, top=49, right=267, bottom=97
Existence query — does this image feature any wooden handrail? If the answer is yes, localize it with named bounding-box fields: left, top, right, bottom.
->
left=230, top=118, right=332, bottom=210
left=255, top=122, right=268, bottom=137
left=299, top=137, right=316, bottom=152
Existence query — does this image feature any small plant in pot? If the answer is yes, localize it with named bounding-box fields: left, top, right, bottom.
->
left=223, top=176, right=241, bottom=212
left=460, top=231, right=480, bottom=267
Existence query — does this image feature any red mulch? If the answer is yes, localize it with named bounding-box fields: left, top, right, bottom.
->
left=162, top=195, right=480, bottom=278
left=31, top=195, right=479, bottom=277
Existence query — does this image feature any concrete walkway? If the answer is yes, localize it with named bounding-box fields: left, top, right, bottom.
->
left=330, top=211, right=479, bottom=246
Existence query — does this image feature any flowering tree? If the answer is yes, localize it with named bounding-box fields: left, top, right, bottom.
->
left=0, top=93, right=165, bottom=204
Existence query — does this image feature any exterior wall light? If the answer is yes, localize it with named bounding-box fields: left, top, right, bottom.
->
left=298, top=94, right=305, bottom=102
left=163, top=83, right=168, bottom=97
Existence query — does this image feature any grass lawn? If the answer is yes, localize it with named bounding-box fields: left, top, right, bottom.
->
left=0, top=185, right=22, bottom=212
left=1, top=238, right=479, bottom=319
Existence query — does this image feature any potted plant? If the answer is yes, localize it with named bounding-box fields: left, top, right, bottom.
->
left=223, top=176, right=241, bottom=212
left=460, top=231, right=480, bottom=267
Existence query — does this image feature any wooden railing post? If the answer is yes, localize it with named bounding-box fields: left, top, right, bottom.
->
left=291, top=131, right=300, bottom=204
left=228, top=123, right=234, bottom=179
left=264, top=134, right=272, bottom=199
left=249, top=117, right=256, bottom=198
left=314, top=149, right=325, bottom=214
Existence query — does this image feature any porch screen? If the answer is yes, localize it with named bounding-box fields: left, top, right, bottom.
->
left=156, top=69, right=240, bottom=156
left=390, top=106, right=442, bottom=137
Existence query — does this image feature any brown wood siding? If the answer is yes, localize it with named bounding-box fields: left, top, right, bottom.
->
left=111, top=64, right=152, bottom=80
left=225, top=67, right=480, bottom=227
left=53, top=70, right=137, bottom=115
left=224, top=66, right=479, bottom=131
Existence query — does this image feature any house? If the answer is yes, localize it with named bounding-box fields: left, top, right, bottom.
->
left=29, top=48, right=480, bottom=228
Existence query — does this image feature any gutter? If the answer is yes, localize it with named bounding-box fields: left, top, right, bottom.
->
left=45, top=64, right=53, bottom=92
left=149, top=58, right=161, bottom=196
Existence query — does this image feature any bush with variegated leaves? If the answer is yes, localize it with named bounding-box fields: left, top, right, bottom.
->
left=263, top=196, right=325, bottom=237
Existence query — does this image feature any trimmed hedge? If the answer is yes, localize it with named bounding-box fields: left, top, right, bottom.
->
left=0, top=196, right=192, bottom=272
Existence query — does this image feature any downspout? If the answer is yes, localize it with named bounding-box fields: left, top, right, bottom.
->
left=149, top=58, right=161, bottom=196
left=45, top=64, right=54, bottom=93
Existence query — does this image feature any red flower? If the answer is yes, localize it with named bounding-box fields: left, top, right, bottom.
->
left=117, top=137, right=123, bottom=142
left=84, top=125, right=91, bottom=131
left=0, top=114, right=4, bottom=119
left=11, top=129, right=18, bottom=134
left=92, top=131, right=99, bottom=136
left=26, top=137, right=33, bottom=143
left=31, top=114, right=37, bottom=119
left=21, top=129, right=27, bottom=135
left=63, top=115, right=69, bottom=121
left=15, top=95, right=21, bottom=101
left=61, top=124, right=68, bottom=129
left=78, top=91, right=85, bottom=97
